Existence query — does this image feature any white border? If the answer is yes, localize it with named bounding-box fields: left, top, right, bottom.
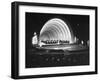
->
left=19, top=5, right=95, bottom=76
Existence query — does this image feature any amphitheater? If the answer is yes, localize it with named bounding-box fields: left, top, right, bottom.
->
left=35, top=18, right=87, bottom=51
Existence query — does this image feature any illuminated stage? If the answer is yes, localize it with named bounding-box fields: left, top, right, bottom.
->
left=26, top=17, right=89, bottom=68
left=36, top=44, right=88, bottom=51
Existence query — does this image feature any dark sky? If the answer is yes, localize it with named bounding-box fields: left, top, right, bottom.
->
left=25, top=12, right=89, bottom=49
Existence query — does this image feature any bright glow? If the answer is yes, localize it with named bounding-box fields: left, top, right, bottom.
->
left=39, top=18, right=75, bottom=43
left=32, top=35, right=38, bottom=45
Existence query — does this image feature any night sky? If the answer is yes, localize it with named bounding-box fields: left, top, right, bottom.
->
left=25, top=12, right=89, bottom=50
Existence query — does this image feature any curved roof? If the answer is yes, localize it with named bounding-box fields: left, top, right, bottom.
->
left=39, top=18, right=75, bottom=43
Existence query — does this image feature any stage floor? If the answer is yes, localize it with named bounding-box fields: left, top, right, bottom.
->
left=36, top=44, right=88, bottom=51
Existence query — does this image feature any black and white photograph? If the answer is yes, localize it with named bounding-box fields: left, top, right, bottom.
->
left=11, top=1, right=97, bottom=79
left=26, top=12, right=89, bottom=68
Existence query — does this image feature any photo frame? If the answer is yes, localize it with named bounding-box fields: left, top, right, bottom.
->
left=11, top=1, right=98, bottom=79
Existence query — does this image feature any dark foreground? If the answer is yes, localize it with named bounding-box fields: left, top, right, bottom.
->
left=26, top=47, right=89, bottom=68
